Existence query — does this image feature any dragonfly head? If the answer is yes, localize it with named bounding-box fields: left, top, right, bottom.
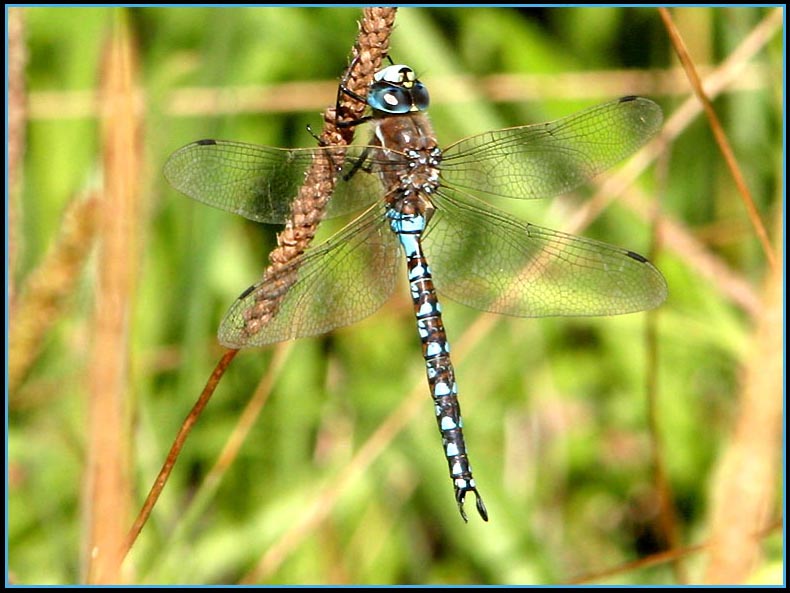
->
left=367, top=64, right=430, bottom=115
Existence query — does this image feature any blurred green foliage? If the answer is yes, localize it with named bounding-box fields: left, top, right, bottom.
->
left=9, top=6, right=782, bottom=585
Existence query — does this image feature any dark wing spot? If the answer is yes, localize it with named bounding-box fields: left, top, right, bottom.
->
left=196, top=138, right=217, bottom=145
left=238, top=284, right=256, bottom=299
left=626, top=250, right=649, bottom=263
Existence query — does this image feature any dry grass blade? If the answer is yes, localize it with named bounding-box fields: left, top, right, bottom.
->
left=702, top=205, right=783, bottom=584
left=86, top=12, right=142, bottom=584
left=658, top=7, right=777, bottom=272
left=8, top=7, right=26, bottom=305
left=644, top=306, right=687, bottom=581
left=122, top=347, right=238, bottom=561
left=8, top=194, right=99, bottom=395
left=249, top=6, right=397, bottom=333
left=619, top=183, right=761, bottom=316
left=565, top=519, right=782, bottom=585
left=29, top=63, right=770, bottom=121
left=567, top=539, right=709, bottom=585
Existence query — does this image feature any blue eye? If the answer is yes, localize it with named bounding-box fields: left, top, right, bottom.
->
left=411, top=82, right=430, bottom=111
left=367, top=81, right=430, bottom=114
left=367, top=83, right=411, bottom=113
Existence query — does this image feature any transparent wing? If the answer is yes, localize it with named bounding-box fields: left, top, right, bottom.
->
left=424, top=191, right=667, bottom=317
left=164, top=140, right=387, bottom=224
left=219, top=203, right=400, bottom=347
left=440, top=97, right=662, bottom=201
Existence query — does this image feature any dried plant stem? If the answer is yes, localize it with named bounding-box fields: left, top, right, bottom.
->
left=7, top=10, right=100, bottom=400
left=566, top=519, right=781, bottom=585
left=703, top=205, right=782, bottom=584
left=159, top=342, right=292, bottom=550
left=122, top=348, right=238, bottom=559
left=121, top=6, right=398, bottom=567
left=8, top=7, right=26, bottom=306
left=242, top=7, right=397, bottom=338
left=658, top=7, right=777, bottom=272
left=29, top=63, right=772, bottom=121
left=86, top=13, right=141, bottom=584
left=571, top=6, right=781, bottom=246
left=8, top=194, right=99, bottom=395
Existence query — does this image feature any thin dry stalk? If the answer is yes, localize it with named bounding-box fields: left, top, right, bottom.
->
left=202, top=344, right=291, bottom=493
left=616, top=171, right=763, bottom=316
left=241, top=6, right=397, bottom=340
left=565, top=518, right=782, bottom=585
left=702, top=204, right=782, bottom=584
left=8, top=7, right=27, bottom=306
left=644, top=150, right=686, bottom=583
left=122, top=347, right=239, bottom=559
left=569, top=8, right=782, bottom=233
left=86, top=13, right=142, bottom=584
left=658, top=7, right=777, bottom=272
left=8, top=194, right=99, bottom=395
left=29, top=63, right=771, bottom=121
left=158, top=342, right=293, bottom=547
left=121, top=5, right=398, bottom=567
left=625, top=187, right=762, bottom=316
left=568, top=538, right=709, bottom=585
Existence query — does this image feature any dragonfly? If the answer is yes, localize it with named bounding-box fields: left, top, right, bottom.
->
left=164, top=63, right=667, bottom=522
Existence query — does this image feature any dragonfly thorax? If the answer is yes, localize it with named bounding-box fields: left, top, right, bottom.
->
left=397, top=147, right=442, bottom=195
left=370, top=113, right=442, bottom=211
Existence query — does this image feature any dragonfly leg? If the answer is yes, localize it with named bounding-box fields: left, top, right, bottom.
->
left=305, top=123, right=324, bottom=145
left=334, top=55, right=372, bottom=129
left=336, top=114, right=372, bottom=130
left=342, top=145, right=374, bottom=182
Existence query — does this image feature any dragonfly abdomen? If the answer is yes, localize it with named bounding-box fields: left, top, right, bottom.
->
left=388, top=207, right=488, bottom=522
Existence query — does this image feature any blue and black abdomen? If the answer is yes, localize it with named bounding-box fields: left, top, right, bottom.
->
left=387, top=203, right=488, bottom=522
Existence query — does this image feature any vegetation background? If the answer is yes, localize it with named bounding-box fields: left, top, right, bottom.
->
left=7, top=6, right=783, bottom=585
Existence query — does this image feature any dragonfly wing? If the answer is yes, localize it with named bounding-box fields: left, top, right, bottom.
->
left=440, top=97, right=663, bottom=201
left=219, top=203, right=400, bottom=347
left=425, top=191, right=667, bottom=317
left=164, top=140, right=384, bottom=223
